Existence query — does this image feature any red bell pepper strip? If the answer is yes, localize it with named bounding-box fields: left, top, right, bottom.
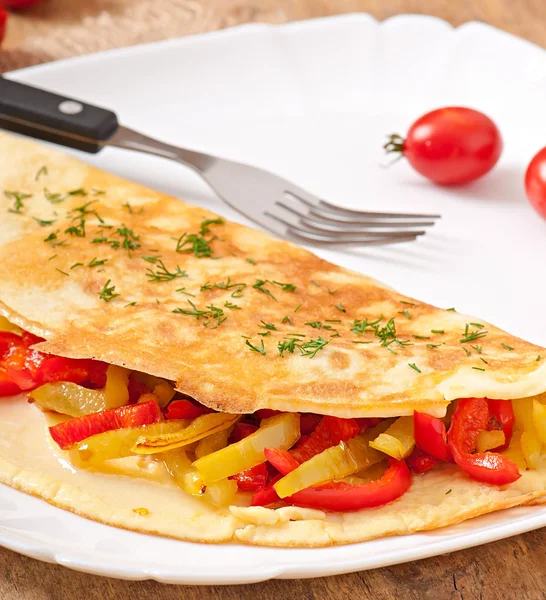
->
left=255, top=409, right=280, bottom=420
left=229, top=422, right=258, bottom=444
left=291, top=416, right=360, bottom=463
left=230, top=463, right=269, bottom=492
left=164, top=399, right=206, bottom=420
left=447, top=398, right=521, bottom=485
left=487, top=399, right=515, bottom=452
left=0, top=9, right=7, bottom=45
left=251, top=474, right=283, bottom=506
left=406, top=447, right=438, bottom=474
left=49, top=400, right=161, bottom=450
left=0, top=369, right=22, bottom=396
left=286, top=458, right=412, bottom=512
left=264, top=447, right=300, bottom=475
left=355, top=417, right=384, bottom=432
left=413, top=410, right=452, bottom=462
left=300, top=413, right=322, bottom=435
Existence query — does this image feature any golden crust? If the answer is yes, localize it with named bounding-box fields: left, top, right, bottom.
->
left=0, top=131, right=545, bottom=417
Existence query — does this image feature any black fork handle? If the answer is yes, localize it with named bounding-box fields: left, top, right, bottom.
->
left=0, top=77, right=119, bottom=153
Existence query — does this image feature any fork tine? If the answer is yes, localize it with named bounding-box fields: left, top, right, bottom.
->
left=288, top=229, right=423, bottom=246
left=275, top=202, right=435, bottom=232
left=265, top=210, right=426, bottom=243
left=284, top=189, right=441, bottom=220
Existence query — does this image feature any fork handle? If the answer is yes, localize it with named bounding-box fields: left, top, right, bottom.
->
left=0, top=77, right=119, bottom=153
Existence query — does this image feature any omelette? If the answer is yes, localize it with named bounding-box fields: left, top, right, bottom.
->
left=0, top=131, right=546, bottom=547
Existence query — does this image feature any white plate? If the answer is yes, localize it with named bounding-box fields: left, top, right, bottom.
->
left=3, top=13, right=546, bottom=584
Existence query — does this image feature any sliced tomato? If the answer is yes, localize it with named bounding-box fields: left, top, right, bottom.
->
left=291, top=416, right=360, bottom=463
left=49, top=400, right=161, bottom=450
left=286, top=458, right=411, bottom=512
left=230, top=463, right=268, bottom=492
left=447, top=398, right=520, bottom=485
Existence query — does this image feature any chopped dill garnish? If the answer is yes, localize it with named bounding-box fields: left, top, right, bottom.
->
left=142, top=256, right=162, bottom=263
left=446, top=307, right=456, bottom=311
left=252, top=279, right=276, bottom=301
left=245, top=257, right=257, bottom=265
left=501, top=343, right=514, bottom=351
left=35, top=165, right=48, bottom=181
left=272, top=280, right=297, bottom=293
left=199, top=217, right=224, bottom=235
left=201, top=278, right=246, bottom=298
left=335, top=302, right=346, bottom=313
left=55, top=268, right=70, bottom=277
left=398, top=310, right=411, bottom=319
left=259, top=321, right=277, bottom=331
left=123, top=201, right=143, bottom=215
left=70, top=263, right=83, bottom=270
left=146, top=260, right=188, bottom=283
left=445, top=489, right=452, bottom=495
left=175, top=287, right=196, bottom=297
left=472, top=366, right=485, bottom=371
left=172, top=301, right=226, bottom=328
left=327, top=288, right=338, bottom=295
left=282, top=316, right=291, bottom=324
left=431, top=329, right=445, bottom=334
left=125, top=302, right=137, bottom=307
left=460, top=324, right=489, bottom=344
left=176, top=233, right=213, bottom=258
left=99, top=279, right=120, bottom=302
left=224, top=301, right=240, bottom=310
left=351, top=316, right=383, bottom=335
left=462, top=347, right=471, bottom=357
left=277, top=336, right=329, bottom=359
left=470, top=345, right=482, bottom=354
left=88, top=257, right=108, bottom=268
left=246, top=339, right=266, bottom=355
left=480, top=357, right=488, bottom=364
left=43, top=188, right=66, bottom=204
left=537, top=355, right=542, bottom=362
left=352, top=340, right=372, bottom=344
left=5, top=190, right=32, bottom=214
left=470, top=322, right=484, bottom=329
left=294, top=304, right=302, bottom=313
left=116, top=225, right=141, bottom=255
left=413, top=335, right=430, bottom=340
left=33, top=217, right=56, bottom=227
left=311, top=280, right=321, bottom=288
left=427, top=343, right=442, bottom=349
left=400, top=301, right=416, bottom=306
left=408, top=363, right=421, bottom=373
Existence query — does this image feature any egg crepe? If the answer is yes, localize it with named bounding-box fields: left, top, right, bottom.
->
left=0, top=131, right=545, bottom=547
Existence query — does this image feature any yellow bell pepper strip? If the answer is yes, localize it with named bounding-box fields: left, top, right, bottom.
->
left=29, top=365, right=130, bottom=417
left=203, top=479, right=238, bottom=507
left=476, top=430, right=505, bottom=453
left=69, top=420, right=189, bottom=467
left=513, top=398, right=543, bottom=469
left=193, top=413, right=300, bottom=485
left=532, top=400, right=546, bottom=444
left=0, top=316, right=21, bottom=335
left=271, top=420, right=393, bottom=499
left=499, top=430, right=527, bottom=471
left=369, top=416, right=415, bottom=460
left=195, top=429, right=230, bottom=460
left=163, top=449, right=205, bottom=496
left=132, top=412, right=240, bottom=454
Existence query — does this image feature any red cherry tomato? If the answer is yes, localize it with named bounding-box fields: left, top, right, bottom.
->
left=385, top=107, right=503, bottom=185
left=525, top=147, right=546, bottom=219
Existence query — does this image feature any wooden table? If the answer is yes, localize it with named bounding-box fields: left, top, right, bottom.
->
left=2, top=1, right=546, bottom=598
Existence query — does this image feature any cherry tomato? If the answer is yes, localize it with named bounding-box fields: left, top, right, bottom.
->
left=385, top=107, right=503, bottom=185
left=525, top=147, right=546, bottom=219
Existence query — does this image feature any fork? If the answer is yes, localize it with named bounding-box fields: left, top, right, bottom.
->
left=0, top=77, right=439, bottom=246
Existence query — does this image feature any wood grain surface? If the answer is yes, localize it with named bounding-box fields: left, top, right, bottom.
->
left=2, top=1, right=546, bottom=598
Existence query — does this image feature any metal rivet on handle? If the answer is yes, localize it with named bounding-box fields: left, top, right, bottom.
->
left=58, top=100, right=83, bottom=115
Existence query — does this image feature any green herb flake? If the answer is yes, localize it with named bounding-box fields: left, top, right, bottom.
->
left=408, top=363, right=422, bottom=373
left=245, top=258, right=257, bottom=265
left=480, top=357, right=488, bottom=364
left=70, top=263, right=84, bottom=270
left=199, top=217, right=224, bottom=236
left=460, top=324, right=489, bottom=344
left=335, top=302, right=346, bottom=313
left=311, top=280, right=321, bottom=288
left=142, top=256, right=162, bottom=263
left=35, top=166, right=48, bottom=181
left=282, top=316, right=291, bottom=324
left=123, top=202, right=143, bottom=215
left=294, top=304, right=302, bottom=313
left=472, top=366, right=486, bottom=372
left=537, top=355, right=542, bottom=362
left=55, top=268, right=70, bottom=277
left=447, top=307, right=456, bottom=312
left=400, top=301, right=416, bottom=306
left=470, top=345, right=482, bottom=354
left=462, top=347, right=471, bottom=357
left=413, top=335, right=431, bottom=340
left=470, top=322, right=484, bottom=329
left=5, top=190, right=32, bottom=214
left=398, top=310, right=411, bottom=319
left=172, top=301, right=226, bottom=328
left=501, top=343, right=514, bottom=351
left=175, top=287, right=196, bottom=297
left=88, top=257, right=108, bottom=268
left=259, top=321, right=277, bottom=331
left=273, top=280, right=297, bottom=293
left=431, top=329, right=445, bottom=334
left=146, top=260, right=188, bottom=283
left=224, top=301, right=240, bottom=310
left=125, top=302, right=137, bottom=307
left=427, top=343, right=442, bottom=349
left=33, top=217, right=56, bottom=227
left=99, top=279, right=120, bottom=302
left=445, top=489, right=452, bottom=495
left=201, top=278, right=246, bottom=298
left=246, top=339, right=266, bottom=355
left=176, top=232, right=214, bottom=258
left=352, top=340, right=372, bottom=344
left=252, top=279, right=276, bottom=302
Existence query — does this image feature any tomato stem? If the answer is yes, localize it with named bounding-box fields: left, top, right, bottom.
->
left=384, top=134, right=405, bottom=155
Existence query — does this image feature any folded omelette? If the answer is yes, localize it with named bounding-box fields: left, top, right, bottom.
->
left=0, top=131, right=546, bottom=547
